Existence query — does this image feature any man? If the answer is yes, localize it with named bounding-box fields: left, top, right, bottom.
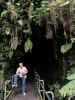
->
left=12, top=62, right=28, bottom=95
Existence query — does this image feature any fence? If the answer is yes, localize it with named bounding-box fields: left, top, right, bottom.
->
left=4, top=80, right=12, bottom=100
left=68, top=96, right=75, bottom=100
left=34, top=72, right=54, bottom=100
left=2, top=73, right=74, bottom=100
left=0, top=80, right=4, bottom=100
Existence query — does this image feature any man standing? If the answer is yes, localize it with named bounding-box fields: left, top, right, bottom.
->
left=12, top=62, right=28, bottom=95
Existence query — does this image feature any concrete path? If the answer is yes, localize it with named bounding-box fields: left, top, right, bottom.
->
left=11, top=82, right=39, bottom=100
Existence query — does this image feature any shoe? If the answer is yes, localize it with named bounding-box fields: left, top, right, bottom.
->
left=23, top=92, right=26, bottom=96
left=12, top=85, right=15, bottom=88
left=12, top=84, right=17, bottom=88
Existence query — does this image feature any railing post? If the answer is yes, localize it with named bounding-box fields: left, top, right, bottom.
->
left=68, top=96, right=75, bottom=100
left=4, top=80, right=12, bottom=100
left=43, top=90, right=45, bottom=100
left=4, top=82, right=6, bottom=100
left=39, top=80, right=45, bottom=100
left=46, top=91, right=54, bottom=100
left=35, top=72, right=55, bottom=100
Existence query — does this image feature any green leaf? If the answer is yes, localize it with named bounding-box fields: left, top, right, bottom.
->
left=67, top=73, right=75, bottom=80
left=1, top=10, right=8, bottom=17
left=24, top=38, right=33, bottom=52
left=16, top=3, right=20, bottom=6
left=61, top=43, right=72, bottom=54
left=59, top=80, right=75, bottom=97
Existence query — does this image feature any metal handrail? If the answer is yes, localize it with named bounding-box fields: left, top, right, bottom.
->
left=39, top=79, right=54, bottom=100
left=39, top=80, right=45, bottom=100
left=4, top=80, right=12, bottom=100
left=35, top=72, right=54, bottom=100
left=68, top=96, right=75, bottom=100
left=0, top=80, right=5, bottom=100
left=46, top=91, right=54, bottom=100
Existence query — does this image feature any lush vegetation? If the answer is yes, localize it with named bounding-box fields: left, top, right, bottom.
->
left=44, top=64, right=75, bottom=99
left=32, top=0, right=49, bottom=23
left=0, top=0, right=31, bottom=79
left=0, top=0, right=49, bottom=58
left=0, top=0, right=75, bottom=99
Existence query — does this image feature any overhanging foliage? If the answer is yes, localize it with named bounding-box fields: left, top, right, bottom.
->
left=31, top=0, right=49, bottom=23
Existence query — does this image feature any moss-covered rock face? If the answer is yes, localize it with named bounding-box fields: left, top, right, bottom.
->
left=1, top=0, right=55, bottom=80
left=0, top=0, right=31, bottom=79
left=70, top=0, right=75, bottom=36
left=0, top=56, right=9, bottom=80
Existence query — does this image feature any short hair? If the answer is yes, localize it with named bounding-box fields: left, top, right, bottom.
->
left=19, top=62, right=23, bottom=65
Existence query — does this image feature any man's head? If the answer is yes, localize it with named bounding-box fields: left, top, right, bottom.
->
left=19, top=62, right=23, bottom=68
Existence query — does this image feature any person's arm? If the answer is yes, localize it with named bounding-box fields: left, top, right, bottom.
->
left=16, top=68, right=20, bottom=75
left=26, top=67, right=28, bottom=74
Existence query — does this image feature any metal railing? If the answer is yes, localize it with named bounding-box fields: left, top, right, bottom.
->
left=34, top=72, right=54, bottom=100
left=0, top=81, right=4, bottom=100
left=4, top=72, right=54, bottom=100
left=4, top=80, right=12, bottom=100
left=68, top=96, right=75, bottom=100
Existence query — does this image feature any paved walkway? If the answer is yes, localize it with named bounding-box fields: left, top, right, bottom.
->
left=11, top=82, right=39, bottom=100
left=12, top=93, right=39, bottom=100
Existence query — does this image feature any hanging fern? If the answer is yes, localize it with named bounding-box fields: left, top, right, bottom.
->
left=24, top=38, right=33, bottom=53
